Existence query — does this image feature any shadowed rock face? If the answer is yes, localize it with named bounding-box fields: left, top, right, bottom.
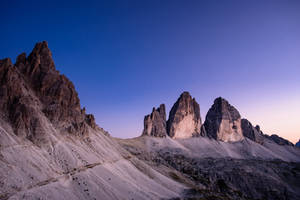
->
left=204, top=97, right=244, bottom=142
left=264, top=134, right=294, bottom=146
left=142, top=104, right=167, bottom=137
left=242, top=119, right=294, bottom=146
left=241, top=119, right=264, bottom=144
left=167, top=92, right=203, bottom=139
left=0, top=58, right=48, bottom=142
left=0, top=41, right=97, bottom=141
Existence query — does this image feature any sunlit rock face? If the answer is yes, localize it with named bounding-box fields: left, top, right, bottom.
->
left=167, top=92, right=203, bottom=139
left=204, top=97, right=244, bottom=142
left=142, top=104, right=167, bottom=137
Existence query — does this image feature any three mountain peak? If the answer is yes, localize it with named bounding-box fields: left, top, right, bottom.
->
left=0, top=41, right=294, bottom=146
left=142, top=92, right=294, bottom=146
left=142, top=92, right=243, bottom=141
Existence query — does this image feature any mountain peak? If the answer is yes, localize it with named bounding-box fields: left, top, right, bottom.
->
left=204, top=97, right=243, bottom=142
left=0, top=42, right=98, bottom=142
left=0, top=58, right=13, bottom=67
left=142, top=104, right=167, bottom=137
left=180, top=91, right=191, bottom=97
left=16, top=41, right=55, bottom=77
left=167, top=92, right=202, bottom=138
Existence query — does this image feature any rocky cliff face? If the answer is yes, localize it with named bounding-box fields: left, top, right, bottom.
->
left=241, top=119, right=294, bottom=146
left=241, top=119, right=264, bottom=144
left=142, top=104, right=167, bottom=137
left=0, top=41, right=97, bottom=142
left=167, top=92, right=203, bottom=139
left=204, top=97, right=244, bottom=142
left=0, top=42, right=186, bottom=200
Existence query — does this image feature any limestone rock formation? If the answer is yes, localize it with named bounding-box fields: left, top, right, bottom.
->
left=264, top=134, right=294, bottom=146
left=0, top=58, right=46, bottom=141
left=167, top=92, right=203, bottom=139
left=241, top=119, right=264, bottom=144
left=204, top=97, right=244, bottom=142
left=142, top=104, right=167, bottom=137
left=241, top=119, right=294, bottom=146
left=0, top=41, right=97, bottom=141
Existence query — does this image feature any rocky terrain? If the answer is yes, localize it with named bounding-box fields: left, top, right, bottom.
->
left=0, top=42, right=300, bottom=200
left=0, top=42, right=185, bottom=200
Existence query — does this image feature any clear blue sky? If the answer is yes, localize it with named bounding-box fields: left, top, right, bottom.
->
left=1, top=0, right=300, bottom=143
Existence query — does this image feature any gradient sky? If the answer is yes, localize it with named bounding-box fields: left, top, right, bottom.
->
left=1, top=0, right=300, bottom=143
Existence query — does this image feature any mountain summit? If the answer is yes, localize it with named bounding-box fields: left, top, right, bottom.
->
left=167, top=92, right=203, bottom=138
left=204, top=97, right=244, bottom=142
left=0, top=41, right=96, bottom=143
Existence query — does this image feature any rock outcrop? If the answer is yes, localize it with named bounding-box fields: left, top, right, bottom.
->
left=0, top=41, right=97, bottom=141
left=241, top=119, right=264, bottom=144
left=241, top=119, right=294, bottom=146
left=264, top=134, right=294, bottom=146
left=0, top=58, right=46, bottom=141
left=204, top=97, right=244, bottom=142
left=167, top=92, right=203, bottom=139
left=142, top=104, right=167, bottom=137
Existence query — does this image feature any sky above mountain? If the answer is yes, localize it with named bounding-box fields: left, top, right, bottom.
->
left=1, top=0, right=299, bottom=143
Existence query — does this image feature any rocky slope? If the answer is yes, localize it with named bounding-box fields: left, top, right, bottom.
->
left=263, top=134, right=294, bottom=146
left=204, top=97, right=244, bottom=142
left=1, top=41, right=299, bottom=200
left=0, top=42, right=186, bottom=200
left=241, top=119, right=294, bottom=146
left=119, top=136, right=300, bottom=200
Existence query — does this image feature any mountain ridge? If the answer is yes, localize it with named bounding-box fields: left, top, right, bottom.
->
left=1, top=41, right=299, bottom=200
left=141, top=92, right=294, bottom=147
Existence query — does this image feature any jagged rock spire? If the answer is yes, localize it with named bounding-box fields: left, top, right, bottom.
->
left=204, top=97, right=244, bottom=142
left=0, top=41, right=98, bottom=141
left=16, top=41, right=55, bottom=77
left=142, top=104, right=167, bottom=137
left=241, top=119, right=264, bottom=144
left=167, top=92, right=203, bottom=139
